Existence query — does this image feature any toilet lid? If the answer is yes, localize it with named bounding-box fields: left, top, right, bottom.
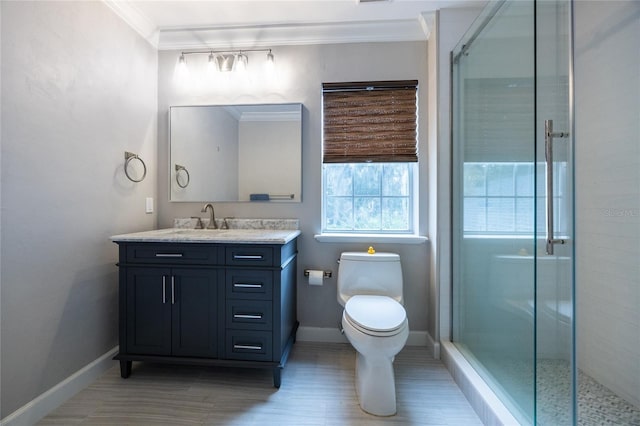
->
left=345, top=295, right=407, bottom=333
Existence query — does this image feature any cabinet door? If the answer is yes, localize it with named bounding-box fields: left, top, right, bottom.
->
left=171, top=268, right=219, bottom=358
left=125, top=267, right=172, bottom=355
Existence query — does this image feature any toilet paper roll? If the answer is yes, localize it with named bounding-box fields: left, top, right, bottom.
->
left=308, top=270, right=324, bottom=286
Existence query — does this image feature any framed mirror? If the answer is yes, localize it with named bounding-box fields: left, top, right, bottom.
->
left=169, top=103, right=302, bottom=202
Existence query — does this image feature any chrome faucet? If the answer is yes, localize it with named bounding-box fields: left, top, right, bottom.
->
left=201, top=203, right=217, bottom=229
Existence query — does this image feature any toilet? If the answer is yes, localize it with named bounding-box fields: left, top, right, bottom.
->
left=337, top=251, right=409, bottom=416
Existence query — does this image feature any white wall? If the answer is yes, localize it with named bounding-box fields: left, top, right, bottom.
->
left=575, top=0, right=640, bottom=408
left=431, top=6, right=484, bottom=343
left=157, top=41, right=430, bottom=332
left=0, top=1, right=157, bottom=418
left=426, top=11, right=439, bottom=348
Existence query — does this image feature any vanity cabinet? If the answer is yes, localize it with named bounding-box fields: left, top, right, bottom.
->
left=124, top=267, right=219, bottom=359
left=114, top=239, right=298, bottom=387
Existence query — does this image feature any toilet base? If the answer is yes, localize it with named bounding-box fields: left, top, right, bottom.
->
left=354, top=352, right=397, bottom=416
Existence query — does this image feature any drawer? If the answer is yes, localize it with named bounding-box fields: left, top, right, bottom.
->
left=226, top=300, right=273, bottom=330
left=126, top=244, right=219, bottom=265
left=225, top=246, right=273, bottom=267
left=225, top=330, right=272, bottom=362
left=226, top=270, right=273, bottom=300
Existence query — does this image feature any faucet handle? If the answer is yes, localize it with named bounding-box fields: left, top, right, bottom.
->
left=222, top=217, right=234, bottom=230
left=190, top=216, right=204, bottom=229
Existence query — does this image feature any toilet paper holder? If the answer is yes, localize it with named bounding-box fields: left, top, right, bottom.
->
left=303, top=269, right=332, bottom=278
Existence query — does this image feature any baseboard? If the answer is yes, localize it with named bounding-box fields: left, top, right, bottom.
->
left=426, top=332, right=441, bottom=359
left=1, top=346, right=118, bottom=426
left=406, top=330, right=429, bottom=347
left=297, top=326, right=348, bottom=343
left=296, top=326, right=430, bottom=347
left=441, top=341, right=519, bottom=426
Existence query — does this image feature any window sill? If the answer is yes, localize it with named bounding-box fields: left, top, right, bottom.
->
left=314, top=233, right=428, bottom=244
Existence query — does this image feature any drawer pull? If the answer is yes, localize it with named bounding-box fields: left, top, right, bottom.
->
left=155, top=253, right=183, bottom=258
left=233, top=344, right=262, bottom=351
left=233, top=255, right=263, bottom=260
left=234, top=314, right=263, bottom=320
left=233, top=283, right=263, bottom=289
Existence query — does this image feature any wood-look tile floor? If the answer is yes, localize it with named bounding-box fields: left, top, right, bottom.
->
left=38, top=342, right=482, bottom=425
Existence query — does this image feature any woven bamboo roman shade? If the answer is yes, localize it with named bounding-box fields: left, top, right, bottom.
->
left=322, top=80, right=418, bottom=163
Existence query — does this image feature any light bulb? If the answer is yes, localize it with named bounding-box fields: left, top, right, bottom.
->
left=235, top=53, right=248, bottom=73
left=216, top=54, right=235, bottom=72
left=265, top=50, right=275, bottom=74
left=173, top=53, right=190, bottom=89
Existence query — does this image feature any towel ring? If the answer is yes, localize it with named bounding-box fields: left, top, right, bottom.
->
left=124, top=151, right=147, bottom=183
left=175, top=164, right=190, bottom=188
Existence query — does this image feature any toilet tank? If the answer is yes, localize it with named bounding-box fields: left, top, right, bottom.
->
left=337, top=252, right=403, bottom=306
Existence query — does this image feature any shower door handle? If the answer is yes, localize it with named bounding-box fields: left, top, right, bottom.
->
left=545, top=119, right=569, bottom=255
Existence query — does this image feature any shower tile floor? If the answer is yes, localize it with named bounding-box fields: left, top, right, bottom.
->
left=539, top=360, right=640, bottom=426
left=575, top=370, right=640, bottom=426
left=484, top=357, right=640, bottom=425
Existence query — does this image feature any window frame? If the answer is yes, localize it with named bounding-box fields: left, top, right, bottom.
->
left=320, top=80, right=420, bottom=236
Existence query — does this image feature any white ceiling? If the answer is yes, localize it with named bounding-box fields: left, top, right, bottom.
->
left=104, top=0, right=484, bottom=49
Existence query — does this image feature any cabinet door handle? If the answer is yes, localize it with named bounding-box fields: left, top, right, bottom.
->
left=234, top=314, right=263, bottom=320
left=171, top=276, right=175, bottom=304
left=233, top=344, right=262, bottom=351
left=233, top=255, right=263, bottom=260
left=233, top=283, right=263, bottom=289
left=155, top=253, right=183, bottom=258
left=162, top=276, right=167, bottom=304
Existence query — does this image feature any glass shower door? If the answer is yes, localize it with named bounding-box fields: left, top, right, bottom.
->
left=534, top=0, right=574, bottom=424
left=452, top=0, right=537, bottom=423
left=452, top=0, right=575, bottom=424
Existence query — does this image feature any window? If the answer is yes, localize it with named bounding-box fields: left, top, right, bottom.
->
left=321, top=81, right=418, bottom=233
left=463, top=162, right=568, bottom=235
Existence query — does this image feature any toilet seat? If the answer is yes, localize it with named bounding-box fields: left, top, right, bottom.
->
left=344, top=295, right=407, bottom=337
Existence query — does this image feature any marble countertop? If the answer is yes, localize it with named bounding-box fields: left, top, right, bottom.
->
left=110, top=228, right=301, bottom=244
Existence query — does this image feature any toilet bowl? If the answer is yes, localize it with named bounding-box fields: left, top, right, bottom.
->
left=337, top=252, right=409, bottom=416
left=342, top=295, right=409, bottom=416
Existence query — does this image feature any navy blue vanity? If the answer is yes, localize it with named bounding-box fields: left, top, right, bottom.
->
left=111, top=228, right=299, bottom=387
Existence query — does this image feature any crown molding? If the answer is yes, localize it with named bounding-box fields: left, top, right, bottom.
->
left=102, top=0, right=433, bottom=51
left=158, top=19, right=431, bottom=51
left=419, top=12, right=436, bottom=40
left=102, top=0, right=159, bottom=48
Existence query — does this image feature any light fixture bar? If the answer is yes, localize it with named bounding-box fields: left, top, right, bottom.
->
left=178, top=48, right=275, bottom=74
left=181, top=48, right=273, bottom=57
left=176, top=48, right=275, bottom=75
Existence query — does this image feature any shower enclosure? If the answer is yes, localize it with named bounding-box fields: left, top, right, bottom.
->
left=451, top=0, right=639, bottom=424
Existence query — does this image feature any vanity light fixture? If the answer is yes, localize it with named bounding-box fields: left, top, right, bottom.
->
left=178, top=48, right=275, bottom=73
